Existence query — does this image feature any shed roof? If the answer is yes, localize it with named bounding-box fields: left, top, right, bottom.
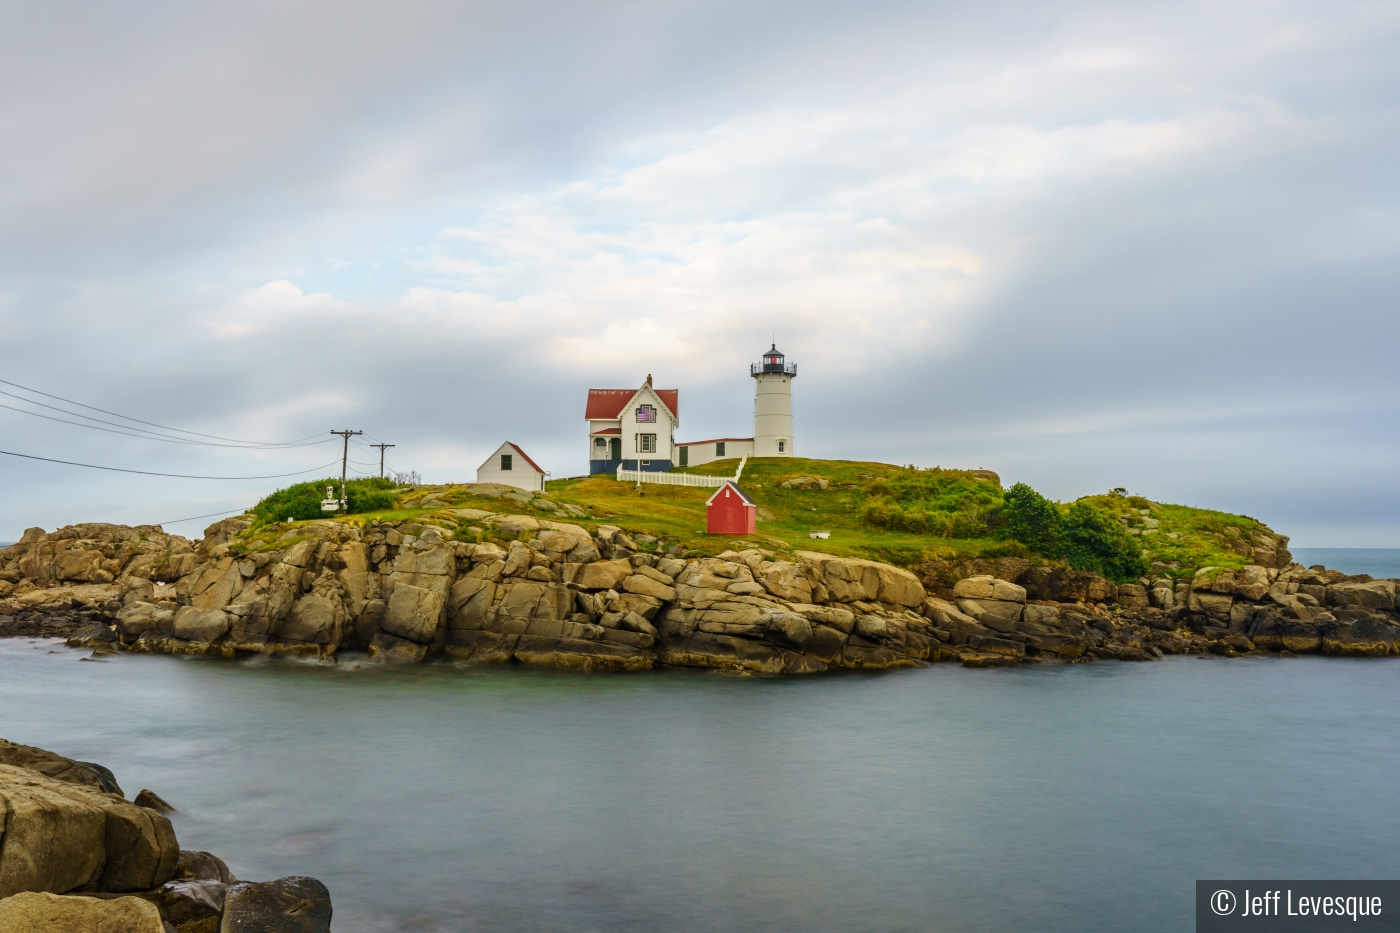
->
left=479, top=441, right=544, bottom=475
left=706, top=481, right=755, bottom=507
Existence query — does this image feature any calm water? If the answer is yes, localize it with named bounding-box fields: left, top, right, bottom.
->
left=1290, top=548, right=1400, bottom=578
left=3, top=643, right=1399, bottom=932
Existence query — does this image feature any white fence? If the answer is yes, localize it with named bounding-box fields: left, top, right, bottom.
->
left=617, top=456, right=746, bottom=488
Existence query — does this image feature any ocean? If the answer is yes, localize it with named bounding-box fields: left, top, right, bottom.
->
left=3, top=641, right=1398, bottom=932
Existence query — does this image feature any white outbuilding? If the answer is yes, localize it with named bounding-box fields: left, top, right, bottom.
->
left=476, top=442, right=546, bottom=492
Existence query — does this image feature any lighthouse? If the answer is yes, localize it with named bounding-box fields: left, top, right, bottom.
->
left=752, top=343, right=796, bottom=457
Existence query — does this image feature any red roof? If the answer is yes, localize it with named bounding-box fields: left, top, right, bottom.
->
left=504, top=442, right=544, bottom=475
left=591, top=427, right=620, bottom=435
left=585, top=388, right=678, bottom=420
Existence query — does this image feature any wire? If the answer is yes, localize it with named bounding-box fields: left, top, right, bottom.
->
left=152, top=507, right=253, bottom=526
left=0, top=377, right=333, bottom=447
left=0, top=401, right=332, bottom=448
left=0, top=449, right=343, bottom=480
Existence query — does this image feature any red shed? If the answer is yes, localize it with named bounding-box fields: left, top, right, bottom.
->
left=706, top=481, right=757, bottom=536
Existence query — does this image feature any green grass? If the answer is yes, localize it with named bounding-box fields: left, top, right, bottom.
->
left=234, top=457, right=1276, bottom=577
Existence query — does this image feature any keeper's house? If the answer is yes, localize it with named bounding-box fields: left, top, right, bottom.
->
left=586, top=375, right=679, bottom=474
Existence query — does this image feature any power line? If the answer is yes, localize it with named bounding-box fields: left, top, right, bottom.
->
left=0, top=449, right=343, bottom=480
left=0, top=401, right=331, bottom=448
left=0, top=377, right=331, bottom=447
left=152, top=507, right=253, bottom=526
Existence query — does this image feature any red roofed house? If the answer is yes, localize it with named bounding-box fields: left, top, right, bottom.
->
left=706, top=481, right=756, bottom=535
left=586, top=375, right=679, bottom=474
left=477, top=441, right=547, bottom=492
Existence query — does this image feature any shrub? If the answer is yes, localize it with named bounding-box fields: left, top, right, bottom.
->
left=252, top=477, right=398, bottom=523
left=1059, top=501, right=1148, bottom=581
left=1001, top=483, right=1060, bottom=554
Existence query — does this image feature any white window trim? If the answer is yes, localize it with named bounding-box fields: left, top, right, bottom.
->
left=636, top=433, right=657, bottom=453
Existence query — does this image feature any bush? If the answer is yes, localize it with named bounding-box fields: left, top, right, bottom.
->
left=1059, top=501, right=1148, bottom=581
left=252, top=477, right=398, bottom=523
left=998, top=483, right=1146, bottom=581
left=1001, top=483, right=1060, bottom=554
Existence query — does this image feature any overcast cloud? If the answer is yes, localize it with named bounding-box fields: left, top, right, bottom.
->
left=1, top=0, right=1397, bottom=545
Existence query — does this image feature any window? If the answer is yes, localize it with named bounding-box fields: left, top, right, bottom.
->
left=679, top=446, right=688, bottom=467
left=501, top=454, right=513, bottom=471
left=716, top=442, right=725, bottom=457
left=595, top=437, right=606, bottom=448
left=636, top=405, right=656, bottom=423
left=640, top=460, right=651, bottom=466
left=777, top=440, right=785, bottom=452
left=637, top=433, right=656, bottom=453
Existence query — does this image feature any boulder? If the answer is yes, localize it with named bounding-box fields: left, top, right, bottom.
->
left=0, top=891, right=164, bottom=932
left=366, top=632, right=428, bottom=664
left=780, top=475, right=829, bottom=490
left=952, top=576, right=1026, bottom=603
left=955, top=598, right=1022, bottom=633
left=444, top=631, right=520, bottom=663
left=447, top=578, right=496, bottom=631
left=1188, top=591, right=1233, bottom=618
left=1235, top=565, right=1271, bottom=601
left=142, top=878, right=227, bottom=927
left=0, top=763, right=179, bottom=896
left=512, top=636, right=654, bottom=672
left=172, top=607, right=231, bottom=643
left=219, top=876, right=332, bottom=933
left=622, top=574, right=676, bottom=601
left=565, top=559, right=634, bottom=591
left=757, top=562, right=812, bottom=602
left=0, top=739, right=123, bottom=795
left=278, top=592, right=344, bottom=645
left=1322, top=616, right=1398, bottom=657
left=659, top=633, right=787, bottom=673
left=1328, top=581, right=1397, bottom=612
left=382, top=583, right=444, bottom=645
left=1021, top=604, right=1061, bottom=628
left=1116, top=584, right=1148, bottom=610
left=115, top=602, right=174, bottom=638
left=177, top=850, right=235, bottom=884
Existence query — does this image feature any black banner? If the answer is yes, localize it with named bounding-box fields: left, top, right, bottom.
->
left=1198, top=881, right=1400, bottom=931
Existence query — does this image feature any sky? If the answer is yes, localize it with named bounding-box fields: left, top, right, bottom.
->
left=1, top=0, right=1397, bottom=546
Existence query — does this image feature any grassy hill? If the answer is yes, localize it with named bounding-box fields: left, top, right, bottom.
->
left=235, top=458, right=1276, bottom=583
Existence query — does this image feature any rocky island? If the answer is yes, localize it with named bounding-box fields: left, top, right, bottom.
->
left=0, top=738, right=332, bottom=932
left=2, top=464, right=1397, bottom=668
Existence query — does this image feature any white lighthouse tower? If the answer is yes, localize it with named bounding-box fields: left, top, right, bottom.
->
left=752, top=343, right=796, bottom=457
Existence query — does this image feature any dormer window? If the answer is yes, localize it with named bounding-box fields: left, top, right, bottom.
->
left=636, top=405, right=656, bottom=423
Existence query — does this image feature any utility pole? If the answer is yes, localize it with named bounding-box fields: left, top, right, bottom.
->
left=370, top=443, right=395, bottom=479
left=330, top=429, right=362, bottom=509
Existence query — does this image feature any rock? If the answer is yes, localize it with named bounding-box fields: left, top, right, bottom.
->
left=382, top=583, right=444, bottom=644
left=143, top=878, right=227, bottom=927
left=0, top=762, right=179, bottom=896
left=796, top=552, right=924, bottom=607
left=1328, top=581, right=1397, bottom=612
left=955, top=598, right=1022, bottom=633
left=1188, top=591, right=1233, bottom=618
left=116, top=602, right=175, bottom=638
left=1116, top=584, right=1148, bottom=610
left=967, top=633, right=1025, bottom=657
left=0, top=891, right=164, bottom=932
left=766, top=612, right=812, bottom=648
left=564, top=558, right=634, bottom=591
left=790, top=604, right=855, bottom=633
left=366, top=632, right=428, bottom=664
left=1234, top=565, right=1271, bottom=601
left=1322, top=616, right=1398, bottom=657
left=134, top=788, right=177, bottom=813
left=659, top=633, right=787, bottom=673
left=177, top=851, right=236, bottom=884
left=952, top=576, right=1026, bottom=603
left=1021, top=604, right=1061, bottom=627
left=779, top=475, right=829, bottom=490
left=493, top=515, right=541, bottom=537
left=443, top=630, right=519, bottom=663
left=219, top=876, right=332, bottom=933
left=0, top=738, right=124, bottom=795
left=622, top=574, right=677, bottom=601
left=512, top=636, right=654, bottom=672
left=757, top=561, right=812, bottom=602
left=278, top=591, right=344, bottom=646
left=172, top=607, right=231, bottom=643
